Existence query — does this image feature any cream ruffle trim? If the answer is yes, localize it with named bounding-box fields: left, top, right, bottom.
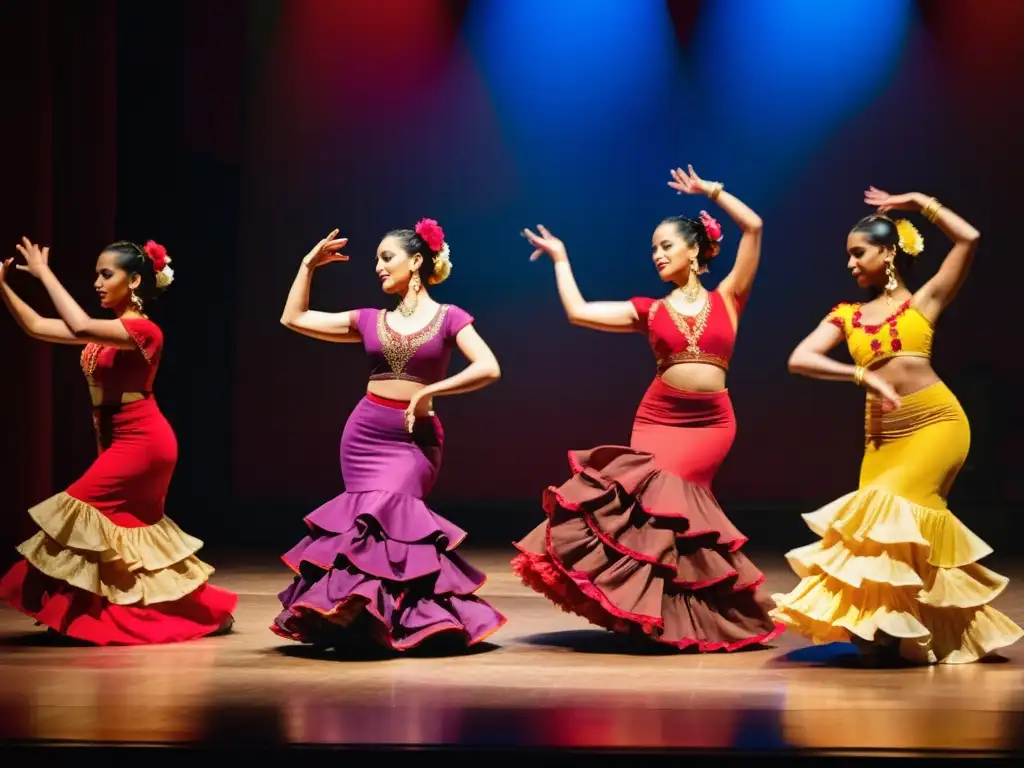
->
left=771, top=486, right=1024, bottom=664
left=17, top=492, right=216, bottom=606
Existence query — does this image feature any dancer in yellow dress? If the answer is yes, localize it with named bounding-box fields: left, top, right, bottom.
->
left=771, top=187, right=1023, bottom=665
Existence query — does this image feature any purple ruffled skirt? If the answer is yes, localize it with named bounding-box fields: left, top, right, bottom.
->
left=271, top=395, right=506, bottom=650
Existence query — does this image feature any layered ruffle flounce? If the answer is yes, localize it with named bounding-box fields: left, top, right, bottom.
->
left=272, top=489, right=506, bottom=651
left=0, top=493, right=236, bottom=645
left=512, top=446, right=784, bottom=651
left=770, top=487, right=1024, bottom=664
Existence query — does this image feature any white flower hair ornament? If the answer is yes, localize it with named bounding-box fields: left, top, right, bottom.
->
left=414, top=218, right=453, bottom=285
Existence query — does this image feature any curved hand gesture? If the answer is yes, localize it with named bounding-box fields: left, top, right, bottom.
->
left=523, top=225, right=568, bottom=263
left=865, top=372, right=901, bottom=413
left=15, top=237, right=50, bottom=278
left=668, top=164, right=709, bottom=196
left=864, top=187, right=916, bottom=214
left=303, top=229, right=349, bottom=268
left=404, top=396, right=420, bottom=434
left=404, top=391, right=433, bottom=433
left=0, top=257, right=13, bottom=284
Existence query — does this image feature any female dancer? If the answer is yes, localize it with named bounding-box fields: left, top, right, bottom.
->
left=513, top=166, right=783, bottom=651
left=771, top=188, right=1023, bottom=664
left=0, top=238, right=237, bottom=644
left=274, top=218, right=506, bottom=651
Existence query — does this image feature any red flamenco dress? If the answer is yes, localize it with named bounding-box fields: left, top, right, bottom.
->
left=0, top=316, right=237, bottom=645
left=513, top=291, right=783, bottom=651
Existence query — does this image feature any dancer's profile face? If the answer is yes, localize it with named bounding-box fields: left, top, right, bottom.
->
left=375, top=235, right=422, bottom=295
left=846, top=232, right=891, bottom=290
left=651, top=222, right=697, bottom=283
left=93, top=251, right=139, bottom=311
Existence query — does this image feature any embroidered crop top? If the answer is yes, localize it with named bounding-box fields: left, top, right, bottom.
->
left=629, top=290, right=740, bottom=372
left=825, top=298, right=934, bottom=367
left=80, top=317, right=163, bottom=392
left=355, top=304, right=474, bottom=385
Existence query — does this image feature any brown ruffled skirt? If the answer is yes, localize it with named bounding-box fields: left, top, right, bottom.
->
left=513, top=380, right=783, bottom=651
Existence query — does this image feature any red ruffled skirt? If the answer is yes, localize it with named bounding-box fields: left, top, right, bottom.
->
left=513, top=378, right=783, bottom=651
left=0, top=400, right=237, bottom=645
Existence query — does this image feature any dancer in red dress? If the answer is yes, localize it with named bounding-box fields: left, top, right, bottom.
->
left=513, top=165, right=783, bottom=651
left=0, top=238, right=236, bottom=645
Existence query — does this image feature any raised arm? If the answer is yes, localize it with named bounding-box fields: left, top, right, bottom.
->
left=280, top=229, right=361, bottom=343
left=787, top=317, right=901, bottom=410
left=669, top=165, right=763, bottom=308
left=863, top=188, right=980, bottom=323
left=14, top=239, right=135, bottom=348
left=1, top=258, right=83, bottom=344
left=523, top=225, right=638, bottom=333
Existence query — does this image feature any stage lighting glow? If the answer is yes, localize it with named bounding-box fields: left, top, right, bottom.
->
left=692, top=0, right=915, bottom=141
left=463, top=0, right=677, bottom=140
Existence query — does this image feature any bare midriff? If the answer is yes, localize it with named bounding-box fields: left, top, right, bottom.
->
left=659, top=361, right=728, bottom=393
left=867, top=355, right=941, bottom=397
left=366, top=379, right=435, bottom=414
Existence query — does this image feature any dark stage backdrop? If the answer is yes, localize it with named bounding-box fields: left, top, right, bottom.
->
left=4, top=0, right=1024, bottom=552
left=232, top=1, right=1024, bottom=509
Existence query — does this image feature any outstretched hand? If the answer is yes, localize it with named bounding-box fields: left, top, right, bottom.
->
left=864, top=187, right=918, bottom=214
left=523, top=225, right=568, bottom=263
left=668, top=164, right=709, bottom=196
left=303, top=229, right=349, bottom=268
left=14, top=237, right=50, bottom=278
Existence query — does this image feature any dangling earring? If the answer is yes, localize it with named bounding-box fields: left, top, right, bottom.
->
left=398, top=271, right=420, bottom=318
left=130, top=290, right=144, bottom=313
left=884, top=259, right=898, bottom=298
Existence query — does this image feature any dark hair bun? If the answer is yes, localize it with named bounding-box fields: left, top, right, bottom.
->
left=661, top=215, right=719, bottom=267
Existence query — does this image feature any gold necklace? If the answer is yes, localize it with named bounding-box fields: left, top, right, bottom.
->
left=677, top=281, right=702, bottom=303
left=664, top=297, right=711, bottom=355
left=398, top=292, right=418, bottom=317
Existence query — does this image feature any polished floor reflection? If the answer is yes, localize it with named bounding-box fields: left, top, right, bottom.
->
left=1, top=550, right=1022, bottom=755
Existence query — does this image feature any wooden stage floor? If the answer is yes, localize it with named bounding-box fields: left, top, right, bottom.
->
left=1, top=549, right=1023, bottom=758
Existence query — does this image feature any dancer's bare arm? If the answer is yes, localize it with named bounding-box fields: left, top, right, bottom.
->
left=280, top=229, right=362, bottom=343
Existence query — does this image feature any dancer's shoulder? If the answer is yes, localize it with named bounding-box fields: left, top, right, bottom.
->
left=823, top=301, right=858, bottom=334
left=119, top=316, right=163, bottom=362
left=443, top=304, right=474, bottom=338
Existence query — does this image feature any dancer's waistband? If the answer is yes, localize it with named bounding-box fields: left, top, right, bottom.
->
left=365, top=392, right=437, bottom=419
left=635, top=377, right=734, bottom=429
left=366, top=392, right=409, bottom=410
left=865, top=380, right=964, bottom=436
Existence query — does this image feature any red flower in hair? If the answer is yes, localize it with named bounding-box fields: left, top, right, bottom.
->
left=698, top=211, right=723, bottom=242
left=143, top=240, right=169, bottom=272
left=414, top=218, right=445, bottom=252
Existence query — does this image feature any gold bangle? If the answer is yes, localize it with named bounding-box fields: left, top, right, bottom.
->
left=708, top=182, right=724, bottom=202
left=921, top=197, right=942, bottom=223
left=853, top=366, right=866, bottom=387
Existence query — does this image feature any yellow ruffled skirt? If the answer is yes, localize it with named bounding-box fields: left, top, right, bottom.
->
left=771, top=381, right=1023, bottom=664
left=0, top=493, right=237, bottom=645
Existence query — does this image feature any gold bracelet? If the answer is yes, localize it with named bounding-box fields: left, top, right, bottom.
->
left=921, top=197, right=942, bottom=223
left=708, top=182, right=724, bottom=202
left=853, top=366, right=866, bottom=387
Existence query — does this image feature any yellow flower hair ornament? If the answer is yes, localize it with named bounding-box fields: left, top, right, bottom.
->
left=895, top=219, right=924, bottom=257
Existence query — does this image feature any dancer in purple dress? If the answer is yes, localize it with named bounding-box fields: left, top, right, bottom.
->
left=273, top=219, right=506, bottom=651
